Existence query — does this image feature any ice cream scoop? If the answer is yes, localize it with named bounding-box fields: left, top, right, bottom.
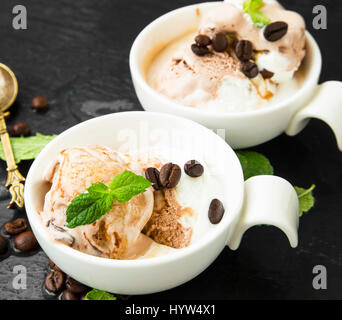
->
left=147, top=0, right=306, bottom=113
left=41, top=145, right=155, bottom=259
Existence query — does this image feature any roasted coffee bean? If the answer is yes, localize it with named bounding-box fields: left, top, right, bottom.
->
left=0, top=236, right=8, bottom=255
left=45, top=270, right=65, bottom=293
left=264, top=21, right=288, bottom=42
left=11, top=123, right=30, bottom=137
left=191, top=44, right=210, bottom=56
left=48, top=259, right=63, bottom=273
left=61, top=289, right=79, bottom=300
left=145, top=167, right=162, bottom=190
left=260, top=68, right=274, bottom=79
left=208, top=199, right=225, bottom=224
left=32, top=96, right=48, bottom=110
left=65, top=276, right=88, bottom=294
left=195, top=34, right=211, bottom=46
left=235, top=40, right=253, bottom=61
left=212, top=33, right=228, bottom=52
left=159, top=163, right=181, bottom=188
left=241, top=61, right=259, bottom=79
left=4, top=218, right=28, bottom=235
left=14, top=231, right=39, bottom=252
left=184, top=160, right=204, bottom=177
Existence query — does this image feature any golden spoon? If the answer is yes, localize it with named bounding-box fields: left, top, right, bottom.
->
left=0, top=63, right=25, bottom=209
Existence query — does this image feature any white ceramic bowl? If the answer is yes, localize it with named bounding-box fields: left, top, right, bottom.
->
left=25, top=112, right=299, bottom=294
left=130, top=1, right=342, bottom=150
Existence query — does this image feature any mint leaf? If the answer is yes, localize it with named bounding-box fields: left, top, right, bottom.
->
left=109, top=170, right=152, bottom=203
left=66, top=192, right=114, bottom=228
left=236, top=151, right=274, bottom=180
left=66, top=171, right=151, bottom=228
left=243, top=0, right=270, bottom=27
left=84, top=289, right=116, bottom=300
left=249, top=10, right=270, bottom=27
left=87, top=182, right=111, bottom=196
left=294, top=185, right=316, bottom=217
left=243, top=0, right=262, bottom=11
left=0, top=133, right=57, bottom=163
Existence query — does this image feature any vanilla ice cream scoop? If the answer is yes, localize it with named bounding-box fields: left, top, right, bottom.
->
left=41, top=145, right=154, bottom=259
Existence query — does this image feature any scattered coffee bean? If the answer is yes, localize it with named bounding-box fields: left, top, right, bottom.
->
left=191, top=44, right=210, bottom=57
left=235, top=40, right=253, bottom=61
left=65, top=276, right=87, bottom=294
left=145, top=167, right=162, bottom=190
left=4, top=218, right=28, bottom=235
left=48, top=259, right=64, bottom=273
left=184, top=160, right=204, bottom=178
left=260, top=68, right=274, bottom=79
left=241, top=61, right=259, bottom=79
left=195, top=34, right=211, bottom=46
left=159, top=163, right=181, bottom=189
left=45, top=270, right=65, bottom=294
left=264, top=21, right=288, bottom=42
left=61, top=289, right=79, bottom=300
left=212, top=33, right=228, bottom=52
left=14, top=231, right=39, bottom=252
left=0, top=236, right=8, bottom=255
left=208, top=199, right=225, bottom=224
left=11, top=123, right=30, bottom=137
left=32, top=96, right=48, bottom=110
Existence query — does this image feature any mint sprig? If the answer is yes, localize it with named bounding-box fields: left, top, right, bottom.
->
left=237, top=150, right=316, bottom=216
left=236, top=151, right=274, bottom=180
left=0, top=133, right=57, bottom=163
left=243, top=0, right=270, bottom=28
left=295, top=185, right=316, bottom=217
left=84, top=289, right=116, bottom=300
left=66, top=171, right=152, bottom=228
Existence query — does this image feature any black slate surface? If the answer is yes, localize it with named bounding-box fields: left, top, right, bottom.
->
left=0, top=0, right=341, bottom=300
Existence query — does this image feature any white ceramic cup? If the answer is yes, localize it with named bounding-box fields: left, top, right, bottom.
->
left=25, top=111, right=299, bottom=294
left=130, top=1, right=342, bottom=149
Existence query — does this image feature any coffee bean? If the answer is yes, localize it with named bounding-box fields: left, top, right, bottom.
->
left=212, top=33, right=228, bottom=52
left=195, top=34, right=211, bottom=46
left=264, top=21, right=288, bottom=42
left=145, top=167, right=162, bottom=190
left=4, top=218, right=28, bottom=235
left=61, top=289, right=79, bottom=300
left=260, top=68, right=274, bottom=79
left=32, top=96, right=48, bottom=110
left=208, top=199, right=225, bottom=224
left=159, top=163, right=181, bottom=189
left=241, top=61, right=259, bottom=79
left=11, top=123, right=30, bottom=137
left=191, top=44, right=210, bottom=56
left=235, top=40, right=253, bottom=61
left=0, top=236, right=8, bottom=255
left=48, top=259, right=64, bottom=273
left=14, top=231, right=39, bottom=252
left=184, top=160, right=204, bottom=178
left=45, top=270, right=65, bottom=293
left=65, top=276, right=87, bottom=294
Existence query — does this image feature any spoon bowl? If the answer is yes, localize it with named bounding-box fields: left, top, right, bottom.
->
left=0, top=63, right=18, bottom=112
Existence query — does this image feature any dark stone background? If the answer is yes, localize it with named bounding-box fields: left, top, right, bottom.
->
left=0, top=0, right=341, bottom=300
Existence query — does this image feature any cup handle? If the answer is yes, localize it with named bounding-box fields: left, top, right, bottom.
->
left=286, top=81, right=342, bottom=151
left=227, top=175, right=299, bottom=250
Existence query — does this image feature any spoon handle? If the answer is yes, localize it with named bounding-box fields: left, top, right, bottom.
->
left=0, top=113, right=25, bottom=209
